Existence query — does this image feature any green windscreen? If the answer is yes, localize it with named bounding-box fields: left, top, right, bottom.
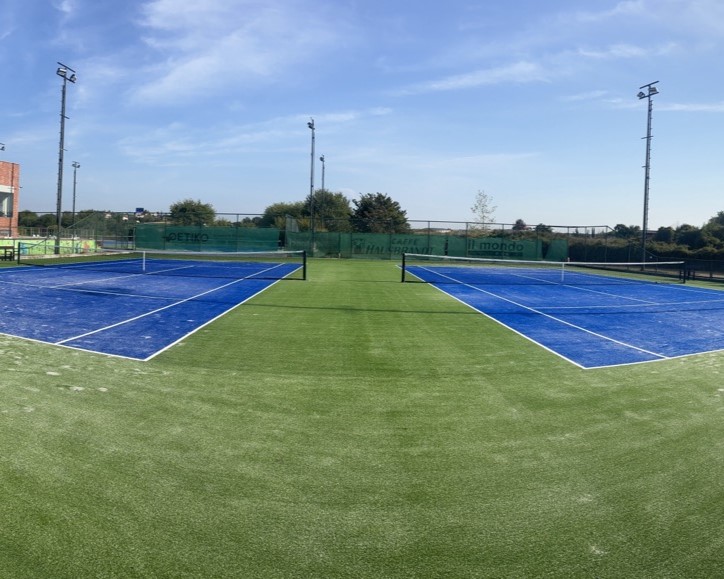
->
left=135, top=224, right=282, bottom=252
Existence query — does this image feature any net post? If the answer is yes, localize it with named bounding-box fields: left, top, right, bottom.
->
left=302, top=250, right=307, bottom=281
left=401, top=253, right=406, bottom=283
left=16, top=241, right=21, bottom=265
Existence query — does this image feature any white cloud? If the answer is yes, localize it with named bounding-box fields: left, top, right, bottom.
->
left=131, top=0, right=347, bottom=105
left=660, top=101, right=724, bottom=112
left=561, top=90, right=610, bottom=102
left=394, top=61, right=550, bottom=96
left=572, top=0, right=724, bottom=35
left=117, top=107, right=393, bottom=165
left=53, top=0, right=76, bottom=17
left=577, top=42, right=678, bottom=60
left=569, top=1, right=645, bottom=24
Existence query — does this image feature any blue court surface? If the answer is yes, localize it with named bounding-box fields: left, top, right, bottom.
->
left=406, top=264, right=724, bottom=369
left=0, top=257, right=301, bottom=361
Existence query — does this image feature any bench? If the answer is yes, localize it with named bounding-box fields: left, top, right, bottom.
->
left=0, top=246, right=15, bottom=261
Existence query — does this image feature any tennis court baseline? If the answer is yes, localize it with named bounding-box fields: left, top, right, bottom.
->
left=402, top=254, right=724, bottom=369
left=0, top=250, right=305, bottom=360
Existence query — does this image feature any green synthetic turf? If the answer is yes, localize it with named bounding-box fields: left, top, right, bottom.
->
left=2, top=259, right=724, bottom=577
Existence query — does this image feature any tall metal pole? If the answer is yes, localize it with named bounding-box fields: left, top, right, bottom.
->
left=55, top=63, right=76, bottom=255
left=637, top=81, right=658, bottom=263
left=320, top=154, right=325, bottom=191
left=307, top=118, right=315, bottom=251
left=71, top=161, right=80, bottom=229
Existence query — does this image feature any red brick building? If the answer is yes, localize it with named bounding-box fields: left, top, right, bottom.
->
left=0, top=160, right=20, bottom=237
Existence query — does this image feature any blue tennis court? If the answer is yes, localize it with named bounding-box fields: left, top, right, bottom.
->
left=405, top=261, right=724, bottom=369
left=0, top=253, right=303, bottom=360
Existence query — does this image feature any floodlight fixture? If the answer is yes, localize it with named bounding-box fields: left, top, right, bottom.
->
left=637, top=81, right=659, bottom=263
left=55, top=62, right=77, bottom=254
left=56, top=63, right=77, bottom=83
left=308, top=118, right=315, bottom=248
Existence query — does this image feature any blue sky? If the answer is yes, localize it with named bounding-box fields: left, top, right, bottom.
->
left=2, top=0, right=724, bottom=229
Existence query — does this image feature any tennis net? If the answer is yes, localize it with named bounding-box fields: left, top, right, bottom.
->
left=17, top=247, right=307, bottom=280
left=401, top=253, right=685, bottom=285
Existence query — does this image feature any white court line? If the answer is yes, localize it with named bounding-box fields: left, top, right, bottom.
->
left=542, top=296, right=724, bottom=311
left=47, top=263, right=195, bottom=288
left=413, top=265, right=670, bottom=366
left=55, top=262, right=298, bottom=347
left=54, top=276, right=249, bottom=346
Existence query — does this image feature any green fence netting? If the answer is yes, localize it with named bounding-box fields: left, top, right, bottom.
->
left=135, top=224, right=282, bottom=252
left=133, top=224, right=568, bottom=261
left=286, top=232, right=567, bottom=260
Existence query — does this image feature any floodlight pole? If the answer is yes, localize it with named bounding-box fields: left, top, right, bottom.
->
left=307, top=118, right=315, bottom=251
left=320, top=154, right=325, bottom=191
left=638, top=81, right=658, bottom=263
left=71, top=161, right=80, bottom=229
left=55, top=62, right=77, bottom=255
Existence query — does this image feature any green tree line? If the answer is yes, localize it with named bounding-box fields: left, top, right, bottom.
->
left=494, top=211, right=724, bottom=262
left=19, top=192, right=412, bottom=234
left=257, top=190, right=410, bottom=233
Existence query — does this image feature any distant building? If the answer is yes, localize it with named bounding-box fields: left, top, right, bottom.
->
left=0, top=160, right=19, bottom=237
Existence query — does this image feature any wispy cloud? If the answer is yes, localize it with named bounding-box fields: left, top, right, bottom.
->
left=118, top=107, right=392, bottom=164
left=394, top=61, right=550, bottom=96
left=577, top=42, right=678, bottom=60
left=571, top=0, right=724, bottom=36
left=130, top=0, right=347, bottom=105
left=660, top=101, right=724, bottom=112
left=52, top=0, right=76, bottom=17
left=561, top=90, right=611, bottom=103
left=569, top=0, right=645, bottom=24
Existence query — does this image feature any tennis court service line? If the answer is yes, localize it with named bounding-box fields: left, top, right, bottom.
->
left=47, top=264, right=194, bottom=289
left=423, top=267, right=670, bottom=362
left=557, top=280, right=662, bottom=305
left=54, top=275, right=251, bottom=346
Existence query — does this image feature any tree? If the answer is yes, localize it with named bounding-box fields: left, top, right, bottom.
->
left=305, top=189, right=352, bottom=232
left=259, top=201, right=306, bottom=228
left=235, top=216, right=262, bottom=228
left=675, top=224, right=706, bottom=249
left=37, top=213, right=57, bottom=229
left=535, top=223, right=552, bottom=233
left=708, top=211, right=724, bottom=226
left=169, top=199, right=215, bottom=226
left=351, top=193, right=410, bottom=233
left=18, top=210, right=39, bottom=228
left=471, top=189, right=496, bottom=228
left=512, top=219, right=528, bottom=231
left=613, top=224, right=641, bottom=239
left=703, top=211, right=724, bottom=243
left=653, top=226, right=675, bottom=243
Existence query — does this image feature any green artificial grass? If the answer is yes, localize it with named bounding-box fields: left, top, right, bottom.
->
left=1, top=258, right=724, bottom=577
